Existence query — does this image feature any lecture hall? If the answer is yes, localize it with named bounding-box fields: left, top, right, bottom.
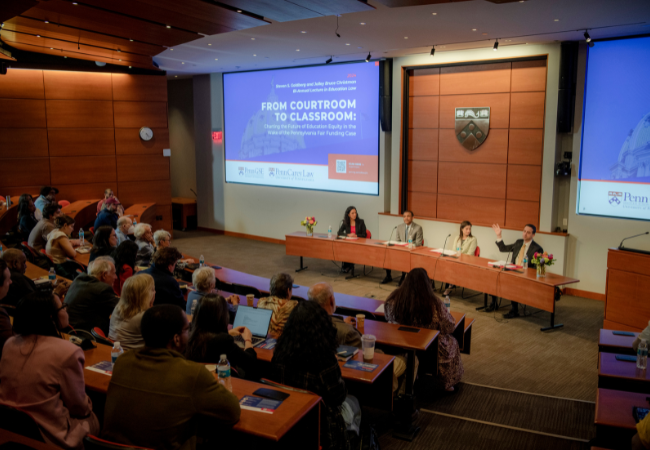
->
left=1, top=0, right=650, bottom=449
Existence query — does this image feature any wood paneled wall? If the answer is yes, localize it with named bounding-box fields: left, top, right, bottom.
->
left=405, top=59, right=547, bottom=229
left=0, top=69, right=172, bottom=231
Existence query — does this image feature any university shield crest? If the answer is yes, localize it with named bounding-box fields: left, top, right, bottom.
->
left=455, top=107, right=490, bottom=150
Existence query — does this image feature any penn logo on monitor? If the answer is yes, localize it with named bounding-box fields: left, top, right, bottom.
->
left=455, top=107, right=490, bottom=150
left=608, top=191, right=622, bottom=206
left=269, top=168, right=275, bottom=177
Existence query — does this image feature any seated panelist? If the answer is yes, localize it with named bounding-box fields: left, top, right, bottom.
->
left=490, top=223, right=543, bottom=318
left=337, top=206, right=367, bottom=274
left=382, top=210, right=423, bottom=285
left=443, top=220, right=478, bottom=296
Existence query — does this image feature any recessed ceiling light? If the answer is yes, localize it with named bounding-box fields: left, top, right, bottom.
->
left=119, top=59, right=122, bottom=61
left=166, top=25, right=171, bottom=28
left=360, top=22, right=366, bottom=25
left=36, top=35, right=40, bottom=37
left=215, top=58, right=218, bottom=60
left=44, top=20, right=49, bottom=23
left=117, top=49, right=121, bottom=52
left=129, top=66, right=132, bottom=68
left=50, top=47, right=53, bottom=49
left=181, top=62, right=184, bottom=64
left=296, top=49, right=300, bottom=51
left=301, top=31, right=306, bottom=33
left=208, top=43, right=212, bottom=46
left=237, top=9, right=242, bottom=13
left=253, top=54, right=256, bottom=56
left=129, top=39, right=133, bottom=42
left=404, top=36, right=408, bottom=39
left=251, top=38, right=255, bottom=40
left=472, top=28, right=477, bottom=31
left=170, top=48, right=173, bottom=51
left=345, top=43, right=350, bottom=46
left=431, top=12, right=437, bottom=15
left=554, top=19, right=559, bottom=21
left=72, top=2, right=77, bottom=4
left=175, top=75, right=178, bottom=77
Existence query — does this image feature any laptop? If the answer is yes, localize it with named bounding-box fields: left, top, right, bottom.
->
left=232, top=305, right=273, bottom=348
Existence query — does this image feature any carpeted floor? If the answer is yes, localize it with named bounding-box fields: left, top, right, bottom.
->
left=173, top=231, right=602, bottom=402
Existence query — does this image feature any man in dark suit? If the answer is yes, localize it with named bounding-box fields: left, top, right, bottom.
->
left=489, top=223, right=543, bottom=318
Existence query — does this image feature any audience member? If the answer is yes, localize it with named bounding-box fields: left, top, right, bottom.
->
left=633, top=413, right=650, bottom=450
left=257, top=272, right=298, bottom=337
left=46, top=215, right=80, bottom=279
left=386, top=267, right=464, bottom=392
left=65, top=256, right=118, bottom=334
left=111, top=240, right=139, bottom=296
left=0, top=291, right=99, bottom=449
left=140, top=247, right=185, bottom=309
left=308, top=282, right=362, bottom=348
left=154, top=229, right=172, bottom=249
left=108, top=274, right=155, bottom=350
left=186, top=267, right=239, bottom=318
left=34, top=186, right=59, bottom=216
left=1, top=249, right=35, bottom=308
left=272, top=301, right=360, bottom=449
left=102, top=305, right=241, bottom=450
left=17, top=194, right=38, bottom=241
left=0, top=259, right=13, bottom=360
left=134, top=223, right=155, bottom=266
left=94, top=197, right=120, bottom=230
left=115, top=216, right=133, bottom=245
left=186, top=293, right=258, bottom=380
left=97, top=188, right=120, bottom=214
left=28, top=202, right=62, bottom=251
left=89, top=225, right=118, bottom=264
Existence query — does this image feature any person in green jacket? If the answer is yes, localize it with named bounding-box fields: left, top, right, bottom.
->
left=102, top=304, right=241, bottom=450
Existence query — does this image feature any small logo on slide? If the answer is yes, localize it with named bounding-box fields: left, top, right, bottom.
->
left=238, top=167, right=245, bottom=176
left=608, top=191, right=622, bottom=206
left=269, top=168, right=275, bottom=177
left=455, top=107, right=490, bottom=151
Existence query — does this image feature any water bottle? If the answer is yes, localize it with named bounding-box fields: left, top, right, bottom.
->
left=5, top=196, right=10, bottom=207
left=133, top=218, right=137, bottom=225
left=217, top=354, right=232, bottom=392
left=638, top=339, right=648, bottom=370
left=444, top=295, right=451, bottom=313
left=48, top=267, right=56, bottom=283
left=0, top=243, right=3, bottom=257
left=328, top=225, right=332, bottom=239
left=523, top=255, right=528, bottom=270
left=199, top=255, right=205, bottom=268
left=191, top=299, right=197, bottom=316
left=79, top=229, right=85, bottom=247
left=111, top=342, right=124, bottom=364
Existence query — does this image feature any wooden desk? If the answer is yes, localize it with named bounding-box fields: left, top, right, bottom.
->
left=256, top=348, right=395, bottom=411
left=0, top=430, right=61, bottom=450
left=78, top=338, right=321, bottom=448
left=598, top=352, right=650, bottom=393
left=74, top=250, right=91, bottom=267
left=286, top=231, right=579, bottom=330
left=62, top=200, right=99, bottom=235
left=25, top=261, right=71, bottom=283
left=599, top=329, right=639, bottom=356
left=605, top=248, right=650, bottom=331
left=595, top=388, right=643, bottom=445
left=124, top=203, right=156, bottom=226
left=172, top=197, right=197, bottom=231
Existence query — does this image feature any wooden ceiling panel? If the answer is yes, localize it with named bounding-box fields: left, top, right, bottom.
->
left=135, top=0, right=269, bottom=30
left=5, top=16, right=163, bottom=55
left=217, top=0, right=374, bottom=21
left=6, top=41, right=156, bottom=70
left=25, top=2, right=200, bottom=47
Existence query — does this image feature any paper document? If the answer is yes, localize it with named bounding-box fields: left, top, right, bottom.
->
left=375, top=303, right=385, bottom=313
left=488, top=261, right=521, bottom=269
left=431, top=249, right=459, bottom=256
left=386, top=241, right=409, bottom=246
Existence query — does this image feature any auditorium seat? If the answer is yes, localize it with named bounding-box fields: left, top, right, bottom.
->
left=21, top=242, right=53, bottom=270
left=84, top=435, right=153, bottom=450
left=91, top=327, right=115, bottom=346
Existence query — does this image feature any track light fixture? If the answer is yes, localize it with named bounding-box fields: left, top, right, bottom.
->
left=430, top=46, right=435, bottom=57
left=325, top=56, right=333, bottom=64
left=365, top=52, right=371, bottom=62
left=584, top=30, right=591, bottom=43
left=493, top=39, right=499, bottom=51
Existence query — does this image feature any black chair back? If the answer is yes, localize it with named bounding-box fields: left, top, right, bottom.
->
left=335, top=306, right=378, bottom=321
left=0, top=403, right=45, bottom=442
left=228, top=283, right=262, bottom=298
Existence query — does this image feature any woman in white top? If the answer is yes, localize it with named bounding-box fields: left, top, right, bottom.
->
left=443, top=221, right=478, bottom=296
left=46, top=215, right=81, bottom=279
left=108, top=274, right=155, bottom=350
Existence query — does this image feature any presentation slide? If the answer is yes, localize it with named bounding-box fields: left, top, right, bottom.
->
left=223, top=62, right=380, bottom=195
left=577, top=36, right=650, bottom=221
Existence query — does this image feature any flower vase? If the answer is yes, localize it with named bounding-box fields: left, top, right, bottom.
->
left=536, top=264, right=546, bottom=278
left=305, top=226, right=313, bottom=237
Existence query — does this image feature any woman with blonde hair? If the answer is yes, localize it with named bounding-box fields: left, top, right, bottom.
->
left=108, top=274, right=155, bottom=350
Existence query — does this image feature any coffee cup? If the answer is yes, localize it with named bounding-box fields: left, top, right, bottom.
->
left=246, top=294, right=254, bottom=307
left=356, top=314, right=365, bottom=329
left=361, top=334, right=376, bottom=361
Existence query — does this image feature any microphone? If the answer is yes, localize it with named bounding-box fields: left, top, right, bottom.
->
left=619, top=232, right=649, bottom=249
left=501, top=248, right=513, bottom=271
left=441, top=234, right=451, bottom=258
left=387, top=226, right=397, bottom=247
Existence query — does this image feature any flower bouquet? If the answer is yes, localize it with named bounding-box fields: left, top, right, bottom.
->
left=301, top=216, right=317, bottom=237
left=531, top=251, right=555, bottom=278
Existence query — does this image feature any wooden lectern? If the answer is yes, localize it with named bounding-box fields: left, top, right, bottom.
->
left=604, top=248, right=650, bottom=331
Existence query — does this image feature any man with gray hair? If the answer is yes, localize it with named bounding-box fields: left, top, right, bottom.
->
left=116, top=216, right=133, bottom=245
left=308, top=282, right=362, bottom=348
left=257, top=272, right=298, bottom=337
left=153, top=230, right=171, bottom=249
left=65, top=255, right=118, bottom=334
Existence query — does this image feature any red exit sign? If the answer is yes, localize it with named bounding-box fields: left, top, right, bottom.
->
left=212, top=131, right=222, bottom=143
